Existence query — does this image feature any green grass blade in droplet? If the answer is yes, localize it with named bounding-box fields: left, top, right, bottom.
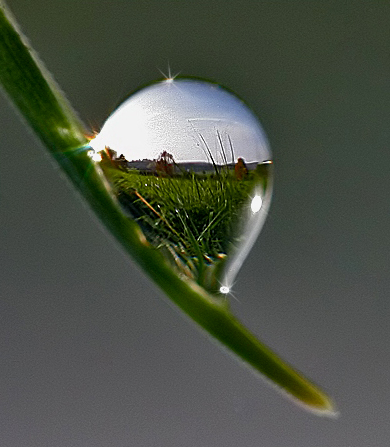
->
left=0, top=3, right=337, bottom=417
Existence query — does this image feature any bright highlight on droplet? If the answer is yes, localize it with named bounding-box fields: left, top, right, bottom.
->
left=87, top=149, right=102, bottom=162
left=250, top=195, right=263, bottom=213
left=89, top=78, right=273, bottom=295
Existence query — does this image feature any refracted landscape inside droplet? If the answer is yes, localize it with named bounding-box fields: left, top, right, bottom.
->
left=89, top=79, right=273, bottom=295
left=94, top=145, right=272, bottom=294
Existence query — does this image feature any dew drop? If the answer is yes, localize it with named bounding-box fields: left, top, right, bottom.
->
left=89, top=78, right=273, bottom=295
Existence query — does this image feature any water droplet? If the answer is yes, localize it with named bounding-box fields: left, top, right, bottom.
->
left=89, top=78, right=273, bottom=294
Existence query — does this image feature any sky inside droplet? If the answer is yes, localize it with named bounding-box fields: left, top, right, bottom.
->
left=90, top=79, right=270, bottom=165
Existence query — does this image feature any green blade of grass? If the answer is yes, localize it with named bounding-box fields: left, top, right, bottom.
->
left=0, top=3, right=336, bottom=416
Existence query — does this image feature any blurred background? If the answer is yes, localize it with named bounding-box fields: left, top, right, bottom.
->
left=1, top=1, right=390, bottom=446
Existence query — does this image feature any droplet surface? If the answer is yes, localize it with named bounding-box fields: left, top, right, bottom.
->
left=89, top=79, right=273, bottom=294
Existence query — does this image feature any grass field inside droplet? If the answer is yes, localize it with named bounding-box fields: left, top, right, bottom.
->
left=99, top=163, right=269, bottom=290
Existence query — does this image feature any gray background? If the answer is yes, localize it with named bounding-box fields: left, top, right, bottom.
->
left=1, top=1, right=389, bottom=446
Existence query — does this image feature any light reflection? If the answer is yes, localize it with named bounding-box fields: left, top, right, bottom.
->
left=220, top=286, right=230, bottom=294
left=87, top=149, right=102, bottom=162
left=251, top=195, right=263, bottom=213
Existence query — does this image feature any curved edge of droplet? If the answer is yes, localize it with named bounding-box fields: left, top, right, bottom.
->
left=220, top=173, right=274, bottom=291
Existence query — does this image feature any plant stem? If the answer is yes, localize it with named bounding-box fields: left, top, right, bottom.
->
left=0, top=3, right=336, bottom=416
left=0, top=4, right=86, bottom=152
